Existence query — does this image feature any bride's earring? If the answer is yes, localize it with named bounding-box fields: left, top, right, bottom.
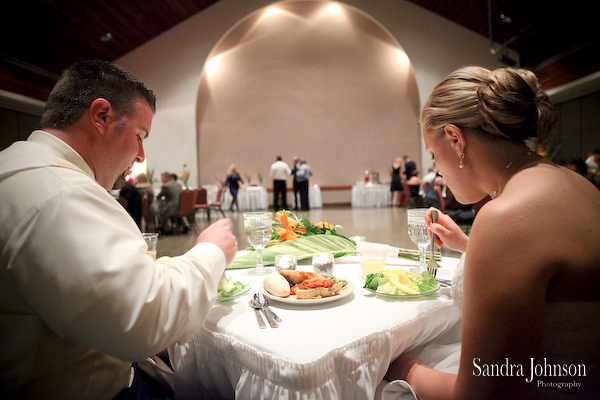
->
left=458, top=153, right=465, bottom=169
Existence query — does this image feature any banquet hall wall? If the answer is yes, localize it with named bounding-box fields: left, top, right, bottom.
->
left=115, top=0, right=508, bottom=204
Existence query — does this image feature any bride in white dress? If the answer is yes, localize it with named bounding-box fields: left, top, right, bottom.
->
left=380, top=66, right=600, bottom=399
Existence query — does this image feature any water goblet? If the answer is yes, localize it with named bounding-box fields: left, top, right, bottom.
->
left=274, top=254, right=297, bottom=273
left=407, top=208, right=430, bottom=274
left=243, top=212, right=273, bottom=276
left=312, top=253, right=335, bottom=275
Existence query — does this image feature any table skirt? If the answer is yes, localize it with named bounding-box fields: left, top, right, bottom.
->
left=171, top=298, right=460, bottom=400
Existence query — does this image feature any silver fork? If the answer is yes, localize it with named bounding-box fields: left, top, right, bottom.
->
left=427, top=210, right=439, bottom=278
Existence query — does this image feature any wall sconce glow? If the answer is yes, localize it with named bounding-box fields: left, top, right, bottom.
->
left=397, top=50, right=409, bottom=67
left=325, top=3, right=342, bottom=14
left=206, top=56, right=221, bottom=77
left=264, top=7, right=283, bottom=18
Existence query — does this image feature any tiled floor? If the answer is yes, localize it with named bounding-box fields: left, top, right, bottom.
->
left=156, top=206, right=461, bottom=259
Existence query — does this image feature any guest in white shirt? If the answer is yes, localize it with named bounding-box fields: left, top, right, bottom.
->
left=0, top=60, right=238, bottom=400
left=269, top=155, right=291, bottom=211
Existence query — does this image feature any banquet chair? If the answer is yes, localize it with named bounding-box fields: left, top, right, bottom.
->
left=194, top=188, right=211, bottom=222
left=172, top=190, right=197, bottom=234
left=210, top=188, right=226, bottom=219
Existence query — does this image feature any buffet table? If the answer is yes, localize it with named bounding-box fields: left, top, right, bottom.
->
left=351, top=183, right=391, bottom=208
left=221, top=186, right=269, bottom=211
left=170, top=254, right=461, bottom=400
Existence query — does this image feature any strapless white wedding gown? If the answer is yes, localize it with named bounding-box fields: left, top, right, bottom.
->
left=377, top=255, right=600, bottom=399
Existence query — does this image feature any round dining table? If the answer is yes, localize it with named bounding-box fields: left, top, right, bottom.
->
left=221, top=186, right=269, bottom=211
left=351, top=183, right=391, bottom=208
left=170, top=251, right=461, bottom=400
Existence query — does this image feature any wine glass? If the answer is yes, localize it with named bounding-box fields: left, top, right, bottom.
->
left=243, top=212, right=273, bottom=276
left=407, top=208, right=430, bottom=274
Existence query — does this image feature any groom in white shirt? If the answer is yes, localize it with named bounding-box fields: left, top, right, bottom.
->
left=0, top=60, right=238, bottom=400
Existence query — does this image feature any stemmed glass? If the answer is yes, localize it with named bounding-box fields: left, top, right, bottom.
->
left=243, top=212, right=273, bottom=276
left=407, top=208, right=430, bottom=274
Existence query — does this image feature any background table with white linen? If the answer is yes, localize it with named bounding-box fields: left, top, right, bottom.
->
left=308, top=185, right=323, bottom=209
left=170, top=254, right=461, bottom=400
left=221, top=186, right=269, bottom=211
left=351, top=183, right=391, bottom=208
left=202, top=185, right=219, bottom=204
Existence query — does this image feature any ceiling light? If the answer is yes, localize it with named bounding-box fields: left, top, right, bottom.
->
left=325, top=4, right=342, bottom=14
left=264, top=7, right=282, bottom=18
left=101, top=33, right=113, bottom=42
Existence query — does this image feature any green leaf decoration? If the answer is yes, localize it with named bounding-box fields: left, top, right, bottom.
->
left=227, top=235, right=356, bottom=270
left=227, top=235, right=442, bottom=270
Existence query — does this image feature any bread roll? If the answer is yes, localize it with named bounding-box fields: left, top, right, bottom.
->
left=263, top=273, right=290, bottom=297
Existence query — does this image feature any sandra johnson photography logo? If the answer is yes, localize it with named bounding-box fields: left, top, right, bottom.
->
left=473, top=358, right=586, bottom=389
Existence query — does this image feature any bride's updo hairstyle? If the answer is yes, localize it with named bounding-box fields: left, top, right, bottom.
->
left=421, top=66, right=558, bottom=146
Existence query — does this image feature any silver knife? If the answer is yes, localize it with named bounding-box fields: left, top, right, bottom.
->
left=264, top=305, right=282, bottom=322
left=260, top=308, right=279, bottom=328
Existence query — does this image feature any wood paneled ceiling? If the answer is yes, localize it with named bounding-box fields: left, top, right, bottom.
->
left=1, top=0, right=597, bottom=103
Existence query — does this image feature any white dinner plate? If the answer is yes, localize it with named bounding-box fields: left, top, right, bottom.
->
left=260, top=282, right=355, bottom=304
left=363, top=284, right=440, bottom=299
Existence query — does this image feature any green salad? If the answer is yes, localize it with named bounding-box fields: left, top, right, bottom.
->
left=217, top=277, right=250, bottom=300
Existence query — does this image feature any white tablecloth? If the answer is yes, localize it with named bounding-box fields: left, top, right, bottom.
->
left=202, top=185, right=219, bottom=205
left=170, top=255, right=461, bottom=400
left=309, top=186, right=323, bottom=209
left=221, top=186, right=269, bottom=211
left=352, top=183, right=391, bottom=208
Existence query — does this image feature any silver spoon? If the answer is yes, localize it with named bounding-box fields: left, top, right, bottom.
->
left=254, top=293, right=282, bottom=322
left=249, top=299, right=266, bottom=329
left=251, top=295, right=278, bottom=328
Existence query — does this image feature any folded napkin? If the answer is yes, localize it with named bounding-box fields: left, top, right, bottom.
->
left=378, top=379, right=418, bottom=400
left=358, top=242, right=441, bottom=261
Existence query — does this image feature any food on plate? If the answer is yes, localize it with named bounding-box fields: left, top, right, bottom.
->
left=263, top=273, right=291, bottom=297
left=279, top=270, right=320, bottom=284
left=266, top=270, right=349, bottom=299
left=217, top=277, right=249, bottom=300
left=292, top=277, right=343, bottom=299
left=363, top=269, right=438, bottom=295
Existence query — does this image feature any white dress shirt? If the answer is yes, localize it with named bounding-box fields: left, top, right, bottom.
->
left=270, top=160, right=291, bottom=181
left=0, top=131, right=226, bottom=399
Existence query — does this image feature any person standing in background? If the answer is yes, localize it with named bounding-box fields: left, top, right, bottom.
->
left=291, top=156, right=300, bottom=210
left=296, top=159, right=313, bottom=211
left=226, top=164, right=243, bottom=211
left=270, top=155, right=291, bottom=211
left=389, top=157, right=404, bottom=206
left=403, top=154, right=417, bottom=180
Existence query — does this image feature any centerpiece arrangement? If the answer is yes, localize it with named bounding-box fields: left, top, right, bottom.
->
left=227, top=210, right=441, bottom=270
left=228, top=210, right=354, bottom=269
